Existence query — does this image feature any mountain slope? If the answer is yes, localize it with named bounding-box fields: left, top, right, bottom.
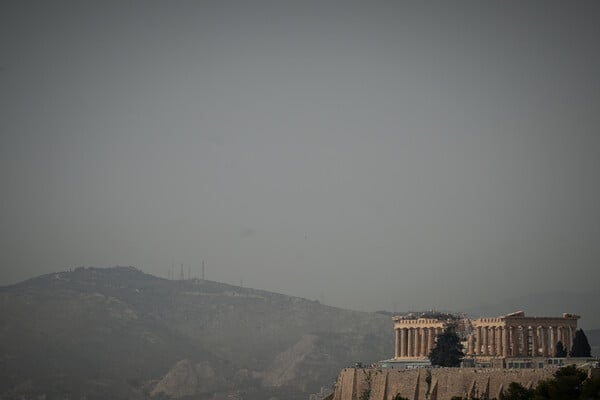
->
left=0, top=267, right=392, bottom=399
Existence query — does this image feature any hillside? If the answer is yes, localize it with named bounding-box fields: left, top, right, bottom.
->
left=0, top=267, right=392, bottom=400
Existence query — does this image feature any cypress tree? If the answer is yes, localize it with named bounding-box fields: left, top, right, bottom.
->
left=429, top=327, right=464, bottom=367
left=570, top=329, right=592, bottom=357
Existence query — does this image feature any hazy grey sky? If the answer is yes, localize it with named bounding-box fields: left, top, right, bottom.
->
left=1, top=1, right=599, bottom=313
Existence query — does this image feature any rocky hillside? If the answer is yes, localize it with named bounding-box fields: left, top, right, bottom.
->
left=0, top=267, right=393, bottom=400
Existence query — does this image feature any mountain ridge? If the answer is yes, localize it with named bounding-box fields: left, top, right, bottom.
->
left=2, top=266, right=597, bottom=399
left=0, top=266, right=392, bottom=400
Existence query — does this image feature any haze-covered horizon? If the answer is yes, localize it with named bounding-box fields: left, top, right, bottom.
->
left=2, top=1, right=599, bottom=316
left=4, top=265, right=600, bottom=330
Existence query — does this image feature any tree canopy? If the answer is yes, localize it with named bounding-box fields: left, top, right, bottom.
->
left=499, top=382, right=534, bottom=400
left=451, top=366, right=600, bottom=400
left=570, top=329, right=592, bottom=357
left=428, top=326, right=464, bottom=367
left=534, top=365, right=589, bottom=400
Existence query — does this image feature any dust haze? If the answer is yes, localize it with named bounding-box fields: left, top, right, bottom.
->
left=2, top=1, right=600, bottom=317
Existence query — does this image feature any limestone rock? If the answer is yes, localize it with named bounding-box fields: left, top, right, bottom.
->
left=261, top=334, right=319, bottom=388
left=151, top=359, right=217, bottom=398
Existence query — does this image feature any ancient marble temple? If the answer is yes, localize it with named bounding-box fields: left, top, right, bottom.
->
left=393, top=311, right=580, bottom=359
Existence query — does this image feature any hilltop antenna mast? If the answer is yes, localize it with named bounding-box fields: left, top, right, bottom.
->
left=188, top=264, right=191, bottom=280
left=201, top=260, right=205, bottom=280
left=180, top=264, right=185, bottom=280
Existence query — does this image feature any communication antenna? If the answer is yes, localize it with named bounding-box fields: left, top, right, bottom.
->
left=188, top=264, right=191, bottom=280
left=180, top=264, right=185, bottom=280
left=201, top=260, right=205, bottom=280
left=171, top=263, right=175, bottom=280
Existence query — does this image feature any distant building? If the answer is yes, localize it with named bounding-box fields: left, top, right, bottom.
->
left=389, top=311, right=580, bottom=367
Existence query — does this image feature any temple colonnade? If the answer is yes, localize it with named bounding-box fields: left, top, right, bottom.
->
left=393, top=318, right=446, bottom=359
left=468, top=317, right=577, bottom=357
left=393, top=312, right=580, bottom=360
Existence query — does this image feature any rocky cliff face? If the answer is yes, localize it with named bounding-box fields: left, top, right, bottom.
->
left=0, top=267, right=392, bottom=399
left=332, top=368, right=558, bottom=400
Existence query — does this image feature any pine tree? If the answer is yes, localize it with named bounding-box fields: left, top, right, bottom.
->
left=570, top=329, right=592, bottom=357
left=428, top=327, right=464, bottom=367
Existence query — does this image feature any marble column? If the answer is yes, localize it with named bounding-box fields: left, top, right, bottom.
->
left=522, top=326, right=529, bottom=356
left=415, top=328, right=421, bottom=357
left=557, top=326, right=563, bottom=346
left=516, top=326, right=521, bottom=356
left=506, top=326, right=510, bottom=356
left=467, top=333, right=474, bottom=355
left=483, top=326, right=489, bottom=356
left=416, top=328, right=422, bottom=357
left=512, top=326, right=520, bottom=356
left=496, top=327, right=502, bottom=357
left=421, top=327, right=428, bottom=357
left=428, top=328, right=435, bottom=354
left=490, top=327, right=496, bottom=356
left=531, top=325, right=540, bottom=357
left=412, top=328, right=418, bottom=357
left=549, top=326, right=555, bottom=356
left=475, top=326, right=481, bottom=355
left=502, top=326, right=508, bottom=357
left=407, top=328, right=413, bottom=357
left=496, top=327, right=502, bottom=356
left=507, top=326, right=512, bottom=356
left=541, top=327, right=548, bottom=357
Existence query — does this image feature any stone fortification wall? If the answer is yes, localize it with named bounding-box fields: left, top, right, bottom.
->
left=332, top=368, right=558, bottom=400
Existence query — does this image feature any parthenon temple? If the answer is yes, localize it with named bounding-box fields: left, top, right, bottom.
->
left=393, top=311, right=580, bottom=359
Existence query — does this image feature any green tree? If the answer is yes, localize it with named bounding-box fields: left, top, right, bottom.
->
left=533, top=365, right=587, bottom=400
left=570, top=329, right=592, bottom=357
left=428, top=326, right=464, bottom=367
left=534, top=379, right=552, bottom=400
left=581, top=375, right=600, bottom=400
left=392, top=394, right=409, bottom=400
left=500, top=382, right=534, bottom=400
left=554, top=341, right=567, bottom=357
